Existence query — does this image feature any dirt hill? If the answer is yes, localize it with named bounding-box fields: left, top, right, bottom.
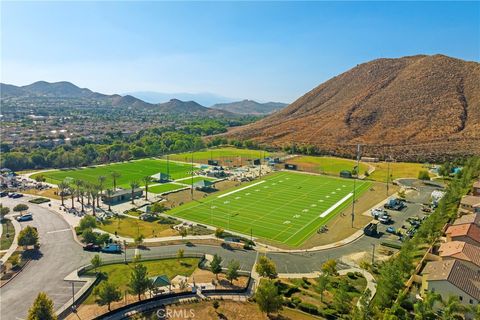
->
left=226, top=55, right=480, bottom=161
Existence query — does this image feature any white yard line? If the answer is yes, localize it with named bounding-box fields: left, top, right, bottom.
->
left=217, top=180, right=266, bottom=198
left=319, top=192, right=353, bottom=218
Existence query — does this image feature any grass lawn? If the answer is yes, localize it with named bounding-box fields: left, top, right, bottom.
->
left=368, top=161, right=427, bottom=182
left=32, top=158, right=193, bottom=188
left=168, top=171, right=371, bottom=247
left=0, top=219, right=15, bottom=251
left=167, top=147, right=270, bottom=165
left=288, top=156, right=370, bottom=176
left=84, top=258, right=199, bottom=304
left=148, top=183, right=187, bottom=194
left=98, top=216, right=178, bottom=238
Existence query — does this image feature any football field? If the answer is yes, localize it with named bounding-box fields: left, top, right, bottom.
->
left=33, top=158, right=193, bottom=188
left=169, top=171, right=371, bottom=247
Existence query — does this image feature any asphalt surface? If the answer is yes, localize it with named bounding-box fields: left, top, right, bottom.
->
left=0, top=179, right=441, bottom=319
left=0, top=198, right=92, bottom=320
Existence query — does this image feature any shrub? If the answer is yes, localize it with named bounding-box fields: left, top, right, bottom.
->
left=298, top=302, right=319, bottom=315
left=29, top=197, right=51, bottom=204
left=347, top=272, right=357, bottom=279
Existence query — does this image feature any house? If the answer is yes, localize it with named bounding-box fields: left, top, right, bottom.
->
left=459, top=195, right=480, bottom=214
left=421, top=260, right=480, bottom=307
left=151, top=172, right=170, bottom=183
left=101, top=188, right=143, bottom=205
left=453, top=213, right=480, bottom=227
left=445, top=223, right=480, bottom=246
left=438, top=241, right=480, bottom=269
left=473, top=181, right=480, bottom=197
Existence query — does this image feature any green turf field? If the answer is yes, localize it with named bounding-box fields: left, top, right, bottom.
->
left=33, top=158, right=193, bottom=188
left=168, top=171, right=371, bottom=247
left=148, top=183, right=188, bottom=194
left=167, top=147, right=271, bottom=165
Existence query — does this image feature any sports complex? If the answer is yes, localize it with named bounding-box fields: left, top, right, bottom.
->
left=168, top=171, right=371, bottom=246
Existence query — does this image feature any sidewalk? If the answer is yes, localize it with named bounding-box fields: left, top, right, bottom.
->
left=93, top=228, right=217, bottom=243
left=0, top=214, right=22, bottom=264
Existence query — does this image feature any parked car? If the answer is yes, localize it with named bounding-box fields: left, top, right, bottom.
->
left=83, top=243, right=101, bottom=252
left=386, top=226, right=396, bottom=234
left=101, top=243, right=122, bottom=253
left=384, top=198, right=406, bottom=211
left=11, top=193, right=23, bottom=198
left=378, top=214, right=392, bottom=224
left=16, top=214, right=33, bottom=222
left=364, top=222, right=379, bottom=237
left=0, top=191, right=8, bottom=197
left=371, top=208, right=388, bottom=218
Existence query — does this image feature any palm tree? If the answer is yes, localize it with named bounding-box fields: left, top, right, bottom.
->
left=111, top=172, right=121, bottom=191
left=97, top=176, right=106, bottom=207
left=142, top=176, right=153, bottom=201
left=414, top=291, right=441, bottom=320
left=74, top=179, right=83, bottom=201
left=79, top=187, right=85, bottom=213
left=130, top=181, right=139, bottom=205
left=70, top=183, right=75, bottom=209
left=90, top=185, right=101, bottom=216
left=441, top=296, right=469, bottom=319
left=57, top=181, right=69, bottom=207
left=105, top=189, right=114, bottom=211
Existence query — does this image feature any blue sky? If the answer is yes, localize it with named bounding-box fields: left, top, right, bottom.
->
left=1, top=1, right=479, bottom=103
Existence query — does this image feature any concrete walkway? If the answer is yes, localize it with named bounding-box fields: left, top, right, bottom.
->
left=0, top=214, right=22, bottom=264
left=93, top=228, right=217, bottom=243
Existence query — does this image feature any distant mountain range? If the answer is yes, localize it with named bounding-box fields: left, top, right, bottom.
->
left=1, top=81, right=287, bottom=116
left=124, top=91, right=236, bottom=107
left=226, top=54, right=480, bottom=160
left=210, top=100, right=287, bottom=115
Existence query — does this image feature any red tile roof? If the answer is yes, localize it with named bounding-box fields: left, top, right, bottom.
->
left=439, top=241, right=480, bottom=268
left=446, top=223, right=480, bottom=244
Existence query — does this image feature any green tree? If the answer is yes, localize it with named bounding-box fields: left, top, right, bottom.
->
left=0, top=205, right=10, bottom=219
left=91, top=254, right=102, bottom=274
left=130, top=181, right=139, bottom=204
left=413, top=291, right=441, bottom=320
left=441, top=295, right=469, bottom=320
left=177, top=248, right=184, bottom=259
left=97, top=175, right=106, bottom=207
left=128, top=263, right=152, bottom=301
left=321, top=259, right=338, bottom=276
left=79, top=215, right=97, bottom=231
left=179, top=228, right=187, bottom=239
left=255, top=279, right=283, bottom=316
left=215, top=228, right=224, bottom=238
left=333, top=279, right=352, bottom=314
left=255, top=255, right=277, bottom=279
left=18, top=226, right=39, bottom=248
left=13, top=204, right=29, bottom=213
left=316, top=273, right=330, bottom=302
left=151, top=202, right=165, bottom=213
left=210, top=254, right=223, bottom=280
left=418, top=170, right=431, bottom=181
left=94, top=281, right=122, bottom=311
left=134, top=234, right=144, bottom=247
left=82, top=229, right=98, bottom=244
left=226, top=260, right=240, bottom=284
left=27, top=292, right=57, bottom=320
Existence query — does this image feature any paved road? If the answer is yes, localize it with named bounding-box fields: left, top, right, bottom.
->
left=0, top=198, right=92, bottom=320
left=0, top=179, right=440, bottom=318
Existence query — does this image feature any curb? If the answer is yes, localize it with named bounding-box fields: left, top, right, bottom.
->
left=0, top=257, right=32, bottom=288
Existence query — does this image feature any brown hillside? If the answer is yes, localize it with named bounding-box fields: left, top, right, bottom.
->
left=226, top=55, right=480, bottom=161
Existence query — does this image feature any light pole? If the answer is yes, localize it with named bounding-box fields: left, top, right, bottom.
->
left=371, top=244, right=375, bottom=266
left=71, top=282, right=76, bottom=313
left=123, top=240, right=127, bottom=264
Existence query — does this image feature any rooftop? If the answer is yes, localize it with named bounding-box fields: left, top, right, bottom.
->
left=461, top=195, right=480, bottom=207
left=473, top=181, right=480, bottom=188
left=453, top=213, right=480, bottom=226
left=439, top=241, right=480, bottom=268
left=446, top=223, right=480, bottom=243
left=422, top=260, right=480, bottom=300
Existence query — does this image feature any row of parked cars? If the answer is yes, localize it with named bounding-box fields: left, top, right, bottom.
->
left=0, top=191, right=23, bottom=198
left=83, top=243, right=122, bottom=253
